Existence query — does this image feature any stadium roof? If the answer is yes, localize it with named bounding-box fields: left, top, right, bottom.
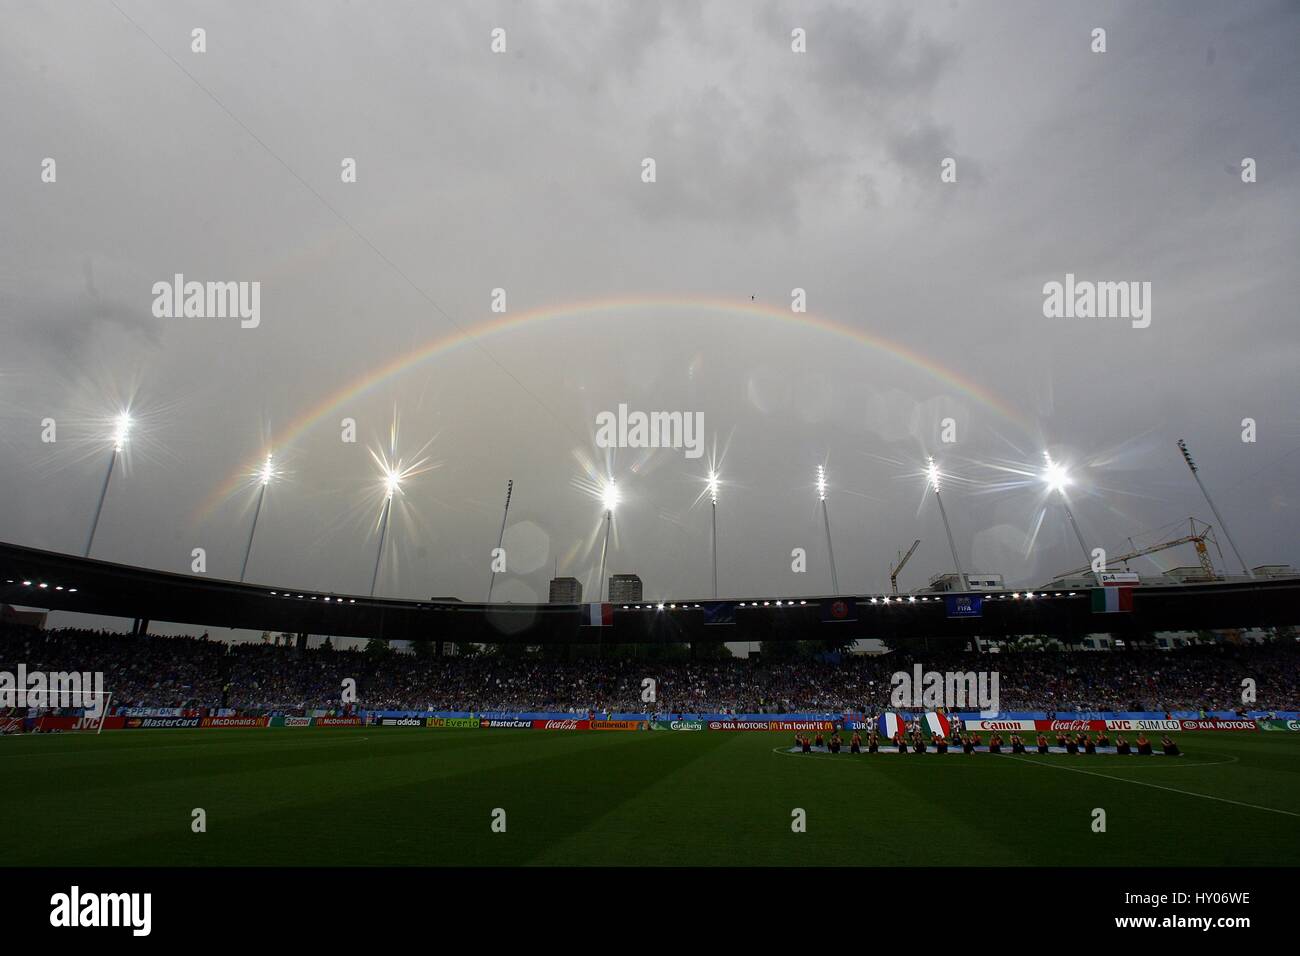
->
left=1, top=540, right=1297, bottom=645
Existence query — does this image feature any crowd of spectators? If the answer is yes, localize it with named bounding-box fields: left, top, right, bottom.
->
left=2, top=620, right=1297, bottom=714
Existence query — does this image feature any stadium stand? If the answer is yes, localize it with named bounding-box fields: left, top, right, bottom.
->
left=1, top=620, right=1297, bottom=715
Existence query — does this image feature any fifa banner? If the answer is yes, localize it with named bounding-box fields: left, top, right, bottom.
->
left=1256, top=719, right=1300, bottom=732
left=425, top=717, right=480, bottom=729
left=1177, top=719, right=1258, bottom=731
left=707, top=719, right=835, bottom=732
left=651, top=720, right=705, bottom=731
left=200, top=716, right=269, bottom=728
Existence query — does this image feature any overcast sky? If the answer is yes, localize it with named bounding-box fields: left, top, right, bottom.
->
left=2, top=1, right=1297, bottom=637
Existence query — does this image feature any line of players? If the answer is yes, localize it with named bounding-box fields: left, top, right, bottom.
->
left=795, top=728, right=1182, bottom=756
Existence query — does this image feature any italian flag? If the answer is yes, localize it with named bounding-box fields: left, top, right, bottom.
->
left=1091, top=587, right=1134, bottom=613
left=586, top=602, right=613, bottom=626
left=925, top=712, right=952, bottom=737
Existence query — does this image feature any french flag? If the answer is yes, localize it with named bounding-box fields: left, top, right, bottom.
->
left=879, top=712, right=906, bottom=738
left=925, top=712, right=952, bottom=737
left=586, top=602, right=613, bottom=626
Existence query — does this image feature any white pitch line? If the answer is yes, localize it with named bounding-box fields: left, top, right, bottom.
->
left=996, top=752, right=1300, bottom=819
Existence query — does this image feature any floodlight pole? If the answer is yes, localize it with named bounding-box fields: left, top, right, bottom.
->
left=932, top=486, right=968, bottom=592
left=711, top=497, right=718, bottom=599
left=370, top=494, right=393, bottom=598
left=84, top=448, right=119, bottom=557
left=1058, top=491, right=1097, bottom=582
left=1178, top=439, right=1252, bottom=578
left=486, top=479, right=514, bottom=602
left=239, top=481, right=267, bottom=583
left=821, top=497, right=840, bottom=595
left=597, top=509, right=613, bottom=602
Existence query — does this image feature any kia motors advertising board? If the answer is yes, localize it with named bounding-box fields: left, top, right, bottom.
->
left=1177, top=719, right=1258, bottom=731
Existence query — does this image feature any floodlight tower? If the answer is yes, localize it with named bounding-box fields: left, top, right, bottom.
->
left=1042, top=452, right=1096, bottom=580
left=239, top=453, right=275, bottom=582
left=486, top=479, right=514, bottom=602
left=1177, top=439, right=1252, bottom=578
left=84, top=411, right=131, bottom=557
left=927, top=457, right=968, bottom=592
left=708, top=471, right=719, bottom=599
left=817, top=465, right=840, bottom=594
left=370, top=467, right=401, bottom=597
left=596, top=480, right=619, bottom=601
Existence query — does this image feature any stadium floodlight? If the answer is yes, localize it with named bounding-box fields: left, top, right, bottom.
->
left=1040, top=453, right=1071, bottom=494
left=239, top=452, right=277, bottom=583
left=601, top=479, right=620, bottom=514
left=1177, top=439, right=1252, bottom=578
left=84, top=409, right=132, bottom=557
left=1042, top=452, right=1094, bottom=579
left=927, top=456, right=968, bottom=592
left=816, top=464, right=839, bottom=594
left=111, top=412, right=131, bottom=453
left=383, top=467, right=402, bottom=500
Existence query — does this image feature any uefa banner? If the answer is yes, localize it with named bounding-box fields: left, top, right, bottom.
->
left=376, top=717, right=426, bottom=727
left=478, top=718, right=532, bottom=729
left=531, top=719, right=591, bottom=730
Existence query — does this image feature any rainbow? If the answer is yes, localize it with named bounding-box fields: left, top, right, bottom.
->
left=195, top=295, right=1029, bottom=520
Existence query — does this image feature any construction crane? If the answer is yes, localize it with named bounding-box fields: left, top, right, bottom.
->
left=890, top=539, right=921, bottom=594
left=1054, top=518, right=1220, bottom=581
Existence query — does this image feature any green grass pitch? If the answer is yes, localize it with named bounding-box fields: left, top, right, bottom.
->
left=4, top=728, right=1298, bottom=866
